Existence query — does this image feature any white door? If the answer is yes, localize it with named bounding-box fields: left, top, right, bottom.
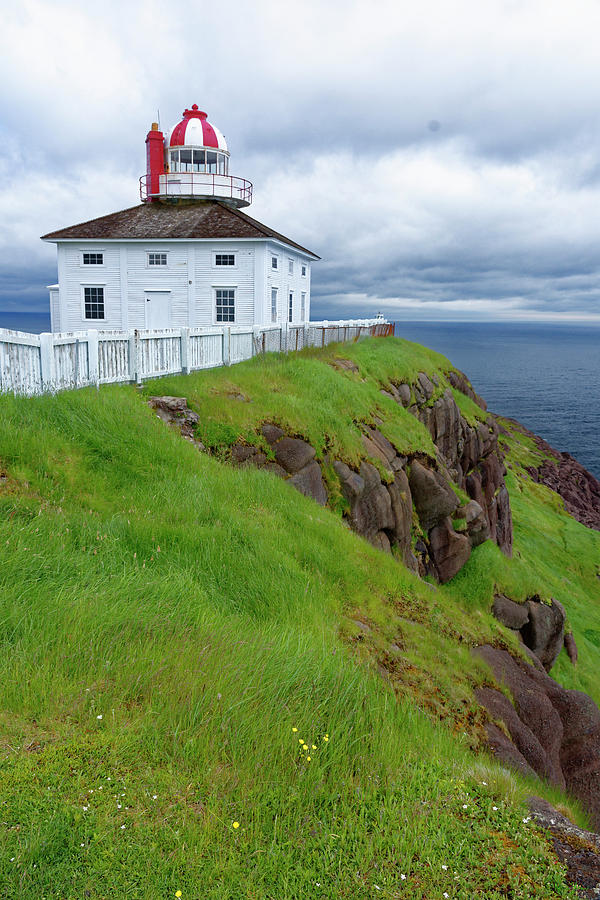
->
left=145, top=292, right=171, bottom=329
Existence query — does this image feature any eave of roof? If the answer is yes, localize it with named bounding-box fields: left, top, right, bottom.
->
left=41, top=200, right=320, bottom=259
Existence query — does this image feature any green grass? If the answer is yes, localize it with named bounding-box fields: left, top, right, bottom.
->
left=141, top=339, right=440, bottom=462
left=0, top=339, right=592, bottom=898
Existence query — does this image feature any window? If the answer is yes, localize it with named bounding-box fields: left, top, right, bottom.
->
left=301, top=264, right=307, bottom=277
left=147, top=252, right=167, bottom=266
left=179, top=149, right=193, bottom=172
left=192, top=149, right=205, bottom=171
left=84, top=286, right=105, bottom=320
left=288, top=291, right=293, bottom=322
left=215, top=253, right=236, bottom=266
left=301, top=292, right=306, bottom=320
left=288, top=259, right=294, bottom=275
left=206, top=151, right=218, bottom=174
left=271, top=255, right=278, bottom=270
left=82, top=252, right=103, bottom=265
left=271, top=287, right=278, bottom=323
left=216, top=288, right=235, bottom=323
left=169, top=148, right=229, bottom=175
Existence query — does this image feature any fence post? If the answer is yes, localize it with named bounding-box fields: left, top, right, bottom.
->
left=181, top=327, right=190, bottom=374
left=128, top=330, right=136, bottom=383
left=134, top=330, right=142, bottom=385
left=223, top=326, right=231, bottom=365
left=39, top=333, right=54, bottom=391
left=87, top=330, right=99, bottom=388
left=252, top=326, right=261, bottom=357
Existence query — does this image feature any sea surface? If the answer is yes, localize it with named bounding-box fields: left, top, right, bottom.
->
left=395, top=321, right=600, bottom=481
left=0, top=311, right=50, bottom=333
left=1, top=313, right=598, bottom=480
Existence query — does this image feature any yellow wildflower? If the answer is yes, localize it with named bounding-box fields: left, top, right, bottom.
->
left=292, top=727, right=298, bottom=733
left=306, top=756, right=311, bottom=762
left=175, top=893, right=182, bottom=898
left=232, top=821, right=240, bottom=829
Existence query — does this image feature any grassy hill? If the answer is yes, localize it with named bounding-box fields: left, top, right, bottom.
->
left=0, top=337, right=597, bottom=899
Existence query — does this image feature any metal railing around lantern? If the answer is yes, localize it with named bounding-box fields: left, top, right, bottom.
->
left=140, top=173, right=253, bottom=204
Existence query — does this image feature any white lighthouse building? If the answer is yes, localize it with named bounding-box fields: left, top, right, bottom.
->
left=42, top=105, right=319, bottom=333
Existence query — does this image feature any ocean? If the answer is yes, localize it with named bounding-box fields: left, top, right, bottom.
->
left=1, top=313, right=598, bottom=480
left=395, top=321, right=600, bottom=481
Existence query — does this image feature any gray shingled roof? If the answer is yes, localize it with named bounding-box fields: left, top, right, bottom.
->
left=41, top=200, right=320, bottom=258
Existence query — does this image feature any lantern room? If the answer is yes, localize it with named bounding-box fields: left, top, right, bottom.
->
left=141, top=105, right=252, bottom=207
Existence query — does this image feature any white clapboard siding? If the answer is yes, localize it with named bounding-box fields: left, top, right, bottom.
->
left=0, top=319, right=390, bottom=395
left=194, top=245, right=256, bottom=327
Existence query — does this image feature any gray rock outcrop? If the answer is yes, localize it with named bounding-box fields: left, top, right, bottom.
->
left=522, top=596, right=566, bottom=671
left=148, top=396, right=204, bottom=449
left=476, top=644, right=600, bottom=830
left=429, top=517, right=471, bottom=583
left=232, top=425, right=328, bottom=507
left=491, top=592, right=567, bottom=671
left=408, top=460, right=459, bottom=531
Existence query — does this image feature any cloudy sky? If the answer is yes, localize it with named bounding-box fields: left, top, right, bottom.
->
left=2, top=0, right=600, bottom=322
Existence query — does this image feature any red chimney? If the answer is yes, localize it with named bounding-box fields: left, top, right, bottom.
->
left=145, top=123, right=165, bottom=201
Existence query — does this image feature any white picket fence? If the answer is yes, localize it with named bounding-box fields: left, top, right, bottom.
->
left=0, top=319, right=393, bottom=395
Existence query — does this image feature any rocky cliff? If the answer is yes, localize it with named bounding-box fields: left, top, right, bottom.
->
left=151, top=362, right=513, bottom=586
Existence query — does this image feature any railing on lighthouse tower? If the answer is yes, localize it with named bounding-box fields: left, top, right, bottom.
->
left=140, top=173, right=253, bottom=205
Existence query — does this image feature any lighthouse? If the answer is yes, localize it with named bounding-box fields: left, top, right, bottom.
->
left=42, top=105, right=318, bottom=333
left=142, top=105, right=252, bottom=207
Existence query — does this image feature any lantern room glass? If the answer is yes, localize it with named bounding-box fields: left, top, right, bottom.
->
left=169, top=149, right=229, bottom=175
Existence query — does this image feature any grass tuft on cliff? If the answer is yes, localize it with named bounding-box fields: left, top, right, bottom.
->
left=0, top=337, right=595, bottom=898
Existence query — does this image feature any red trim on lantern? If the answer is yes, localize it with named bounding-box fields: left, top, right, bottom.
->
left=200, top=118, right=219, bottom=148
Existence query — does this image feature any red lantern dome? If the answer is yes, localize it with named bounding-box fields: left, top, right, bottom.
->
left=142, top=104, right=252, bottom=208
left=168, top=105, right=228, bottom=152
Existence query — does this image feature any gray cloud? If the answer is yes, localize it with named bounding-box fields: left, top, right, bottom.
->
left=2, top=0, right=600, bottom=321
